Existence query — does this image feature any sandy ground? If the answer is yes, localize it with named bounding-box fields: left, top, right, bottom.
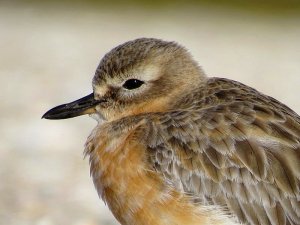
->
left=0, top=3, right=299, bottom=225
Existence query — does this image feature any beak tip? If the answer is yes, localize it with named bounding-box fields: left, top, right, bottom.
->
left=41, top=112, right=52, bottom=120
left=42, top=108, right=63, bottom=120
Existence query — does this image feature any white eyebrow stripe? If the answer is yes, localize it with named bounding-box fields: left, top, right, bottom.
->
left=94, top=64, right=161, bottom=91
left=135, top=64, right=161, bottom=82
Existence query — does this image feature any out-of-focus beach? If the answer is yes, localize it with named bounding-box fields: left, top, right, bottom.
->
left=0, top=1, right=299, bottom=224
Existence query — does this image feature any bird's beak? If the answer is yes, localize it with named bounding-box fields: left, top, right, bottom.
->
left=42, top=93, right=104, bottom=120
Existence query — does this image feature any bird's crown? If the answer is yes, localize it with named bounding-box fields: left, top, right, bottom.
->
left=95, top=38, right=179, bottom=80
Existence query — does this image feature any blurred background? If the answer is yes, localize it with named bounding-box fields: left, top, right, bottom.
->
left=1, top=0, right=300, bottom=224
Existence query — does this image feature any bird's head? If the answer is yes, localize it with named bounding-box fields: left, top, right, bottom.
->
left=43, top=38, right=206, bottom=122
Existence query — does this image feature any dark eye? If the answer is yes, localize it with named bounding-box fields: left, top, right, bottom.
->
left=122, top=79, right=144, bottom=90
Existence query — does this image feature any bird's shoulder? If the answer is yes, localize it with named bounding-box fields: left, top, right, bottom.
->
left=173, top=77, right=299, bottom=120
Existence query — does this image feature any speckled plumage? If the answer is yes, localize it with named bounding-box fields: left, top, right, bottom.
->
left=45, top=38, right=300, bottom=225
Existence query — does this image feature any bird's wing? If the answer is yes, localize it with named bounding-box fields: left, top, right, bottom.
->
left=139, top=84, right=300, bottom=225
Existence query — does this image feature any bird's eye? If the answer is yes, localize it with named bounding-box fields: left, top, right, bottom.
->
left=122, top=79, right=144, bottom=90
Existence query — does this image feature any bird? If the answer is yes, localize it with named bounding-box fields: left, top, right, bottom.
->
left=43, top=38, right=300, bottom=225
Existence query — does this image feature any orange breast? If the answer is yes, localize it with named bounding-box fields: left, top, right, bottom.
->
left=85, top=122, right=239, bottom=225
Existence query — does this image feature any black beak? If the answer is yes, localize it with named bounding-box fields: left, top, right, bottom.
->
left=42, top=93, right=104, bottom=120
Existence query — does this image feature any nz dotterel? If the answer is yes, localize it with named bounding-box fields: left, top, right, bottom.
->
left=43, top=38, right=300, bottom=225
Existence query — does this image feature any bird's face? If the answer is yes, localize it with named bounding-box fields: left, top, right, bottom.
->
left=92, top=63, right=171, bottom=121
left=43, top=38, right=205, bottom=122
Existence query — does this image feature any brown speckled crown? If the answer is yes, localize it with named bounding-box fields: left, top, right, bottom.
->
left=93, top=38, right=191, bottom=83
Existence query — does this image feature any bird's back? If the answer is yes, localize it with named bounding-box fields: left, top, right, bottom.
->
left=144, top=77, right=300, bottom=225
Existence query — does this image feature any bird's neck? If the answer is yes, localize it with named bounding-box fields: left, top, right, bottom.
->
left=85, top=123, right=239, bottom=225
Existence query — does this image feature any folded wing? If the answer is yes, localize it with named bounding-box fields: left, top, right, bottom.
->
left=141, top=83, right=300, bottom=225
